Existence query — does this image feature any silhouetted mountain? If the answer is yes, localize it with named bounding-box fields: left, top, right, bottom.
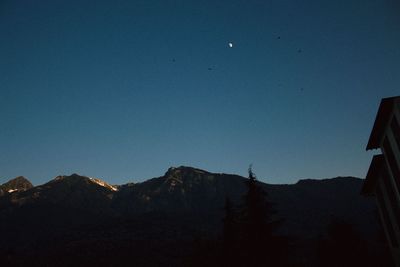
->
left=0, top=176, right=33, bottom=194
left=0, top=167, right=384, bottom=267
left=0, top=174, right=116, bottom=213
left=113, top=166, right=245, bottom=216
left=268, top=177, right=379, bottom=239
left=114, top=168, right=378, bottom=240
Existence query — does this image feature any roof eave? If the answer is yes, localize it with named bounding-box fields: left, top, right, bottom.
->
left=366, top=97, right=399, bottom=150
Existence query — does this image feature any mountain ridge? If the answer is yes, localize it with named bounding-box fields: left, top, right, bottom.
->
left=0, top=168, right=372, bottom=239
left=0, top=166, right=383, bottom=267
left=0, top=166, right=364, bottom=190
left=0, top=165, right=363, bottom=188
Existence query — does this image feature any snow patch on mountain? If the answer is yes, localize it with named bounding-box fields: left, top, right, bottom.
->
left=89, top=177, right=118, bottom=191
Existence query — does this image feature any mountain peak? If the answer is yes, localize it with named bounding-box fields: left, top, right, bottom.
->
left=54, top=173, right=85, bottom=181
left=165, top=166, right=209, bottom=176
left=53, top=174, right=117, bottom=191
left=0, top=176, right=33, bottom=193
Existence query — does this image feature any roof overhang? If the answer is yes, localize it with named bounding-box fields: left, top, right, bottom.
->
left=366, top=96, right=400, bottom=150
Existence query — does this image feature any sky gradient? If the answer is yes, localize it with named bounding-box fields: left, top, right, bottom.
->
left=1, top=0, right=400, bottom=185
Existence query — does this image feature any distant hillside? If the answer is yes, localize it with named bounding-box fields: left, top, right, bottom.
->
left=0, top=167, right=384, bottom=267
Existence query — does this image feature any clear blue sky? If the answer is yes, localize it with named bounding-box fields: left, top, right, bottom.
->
left=1, top=0, right=399, bottom=185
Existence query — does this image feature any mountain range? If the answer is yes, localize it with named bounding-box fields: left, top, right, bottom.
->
left=0, top=166, right=387, bottom=266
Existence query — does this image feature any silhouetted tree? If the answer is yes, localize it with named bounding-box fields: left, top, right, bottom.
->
left=221, top=166, right=288, bottom=267
left=241, top=166, right=275, bottom=237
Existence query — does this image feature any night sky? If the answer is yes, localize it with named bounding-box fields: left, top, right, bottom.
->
left=1, top=0, right=400, bottom=185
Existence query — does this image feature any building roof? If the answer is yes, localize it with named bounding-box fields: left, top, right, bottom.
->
left=361, top=154, right=385, bottom=196
left=366, top=96, right=400, bottom=150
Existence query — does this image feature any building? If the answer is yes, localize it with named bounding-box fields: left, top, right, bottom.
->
left=362, top=96, right=400, bottom=266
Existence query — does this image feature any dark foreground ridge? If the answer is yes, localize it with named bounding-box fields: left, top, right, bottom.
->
left=0, top=167, right=390, bottom=266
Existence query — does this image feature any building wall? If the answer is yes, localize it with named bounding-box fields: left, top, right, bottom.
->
left=387, top=112, right=400, bottom=164
left=376, top=174, right=400, bottom=266
left=378, top=103, right=400, bottom=266
left=382, top=113, right=400, bottom=200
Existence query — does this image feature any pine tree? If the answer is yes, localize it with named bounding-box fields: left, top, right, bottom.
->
left=221, top=166, right=288, bottom=267
left=240, top=166, right=284, bottom=266
left=242, top=166, right=274, bottom=237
